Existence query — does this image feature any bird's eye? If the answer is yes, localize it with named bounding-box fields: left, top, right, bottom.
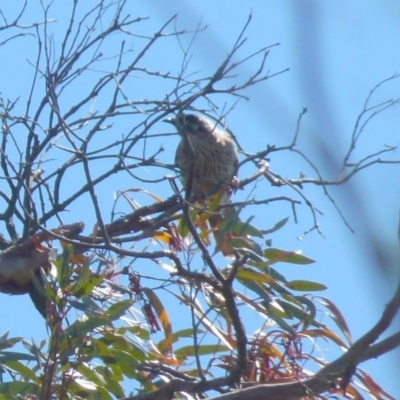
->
left=186, top=121, right=199, bottom=133
left=177, top=115, right=184, bottom=125
left=183, top=115, right=200, bottom=133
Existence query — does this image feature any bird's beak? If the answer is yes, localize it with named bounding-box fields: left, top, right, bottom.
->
left=163, top=117, right=176, bottom=125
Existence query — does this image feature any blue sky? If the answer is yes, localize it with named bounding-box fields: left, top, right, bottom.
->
left=1, top=0, right=400, bottom=397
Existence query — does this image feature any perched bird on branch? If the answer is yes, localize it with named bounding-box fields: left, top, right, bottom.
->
left=0, top=223, right=85, bottom=319
left=166, top=113, right=238, bottom=200
left=0, top=239, right=50, bottom=318
left=165, top=113, right=240, bottom=256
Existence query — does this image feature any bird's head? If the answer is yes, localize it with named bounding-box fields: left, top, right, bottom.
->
left=164, top=114, right=209, bottom=137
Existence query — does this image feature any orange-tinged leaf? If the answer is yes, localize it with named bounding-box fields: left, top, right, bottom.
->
left=301, top=328, right=348, bottom=348
left=155, top=353, right=181, bottom=366
left=213, top=234, right=234, bottom=256
left=59, top=240, right=68, bottom=250
left=197, top=213, right=212, bottom=244
left=153, top=231, right=173, bottom=244
left=259, top=342, right=284, bottom=359
left=32, top=236, right=48, bottom=252
left=316, top=297, right=352, bottom=344
left=254, top=341, right=290, bottom=368
left=356, top=369, right=396, bottom=400
left=142, top=288, right=173, bottom=351
left=338, top=382, right=362, bottom=399
left=196, top=213, right=209, bottom=228
left=69, top=254, right=89, bottom=265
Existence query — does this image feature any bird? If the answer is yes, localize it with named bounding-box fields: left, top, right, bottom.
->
left=165, top=113, right=239, bottom=255
left=166, top=113, right=238, bottom=199
left=0, top=239, right=50, bottom=318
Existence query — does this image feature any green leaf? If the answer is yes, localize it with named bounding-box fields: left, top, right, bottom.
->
left=69, top=295, right=104, bottom=315
left=285, top=280, right=327, bottom=291
left=68, top=380, right=104, bottom=399
left=292, top=295, right=317, bottom=328
left=21, top=339, right=46, bottom=362
left=267, top=267, right=288, bottom=283
left=0, top=351, right=36, bottom=362
left=239, top=220, right=264, bottom=238
left=171, top=328, right=202, bottom=344
left=95, top=365, right=125, bottom=397
left=91, top=339, right=118, bottom=365
left=238, top=266, right=291, bottom=295
left=276, top=298, right=303, bottom=319
left=103, top=332, right=146, bottom=361
left=175, top=344, right=230, bottom=359
left=74, top=378, right=98, bottom=392
left=110, top=349, right=142, bottom=366
left=248, top=263, right=289, bottom=284
left=71, top=263, right=104, bottom=297
left=237, top=276, right=271, bottom=300
left=96, top=344, right=123, bottom=381
left=64, top=315, right=110, bottom=339
left=105, top=299, right=135, bottom=321
left=0, top=360, right=38, bottom=381
left=178, top=208, right=200, bottom=238
left=236, top=268, right=275, bottom=284
left=264, top=302, right=297, bottom=334
left=263, top=217, right=289, bottom=234
left=0, top=382, right=40, bottom=396
left=77, top=363, right=107, bottom=387
left=57, top=244, right=75, bottom=289
left=220, top=214, right=263, bottom=238
left=277, top=296, right=317, bottom=328
left=0, top=334, right=22, bottom=351
left=237, top=279, right=296, bottom=334
left=264, top=248, right=315, bottom=265
left=59, top=300, right=134, bottom=353
left=116, top=326, right=150, bottom=341
left=226, top=237, right=263, bottom=256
